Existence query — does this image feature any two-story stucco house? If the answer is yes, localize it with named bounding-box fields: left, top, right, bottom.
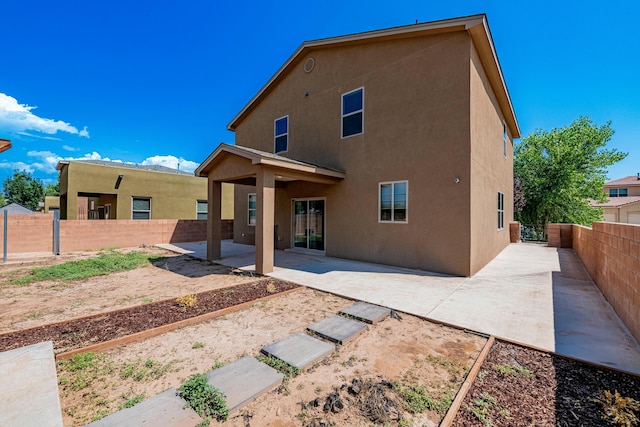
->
left=592, top=174, right=640, bottom=224
left=196, top=14, right=520, bottom=276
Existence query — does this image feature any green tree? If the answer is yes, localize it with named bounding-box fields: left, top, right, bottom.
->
left=514, top=116, right=627, bottom=237
left=3, top=170, right=45, bottom=211
left=45, top=182, right=60, bottom=196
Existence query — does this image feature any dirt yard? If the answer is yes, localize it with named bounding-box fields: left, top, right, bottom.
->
left=0, top=247, right=487, bottom=426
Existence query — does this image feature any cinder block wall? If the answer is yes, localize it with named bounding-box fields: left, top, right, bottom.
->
left=549, top=222, right=640, bottom=343
left=0, top=214, right=227, bottom=254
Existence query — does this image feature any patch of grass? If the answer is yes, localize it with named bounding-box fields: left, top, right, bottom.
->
left=119, top=358, right=174, bottom=381
left=211, top=360, right=225, bottom=370
left=468, top=392, right=509, bottom=426
left=192, top=342, right=205, bottom=349
left=595, top=390, right=640, bottom=427
left=26, top=311, right=43, bottom=319
left=178, top=373, right=229, bottom=421
left=140, top=297, right=154, bottom=304
left=396, top=383, right=438, bottom=414
left=11, top=251, right=158, bottom=285
left=493, top=363, right=534, bottom=377
left=257, top=354, right=300, bottom=378
left=58, top=353, right=114, bottom=391
left=119, top=394, right=144, bottom=410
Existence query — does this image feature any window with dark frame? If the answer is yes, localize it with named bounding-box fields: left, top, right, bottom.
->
left=248, top=193, right=256, bottom=226
left=342, top=88, right=364, bottom=138
left=196, top=200, right=207, bottom=220
left=274, top=116, right=288, bottom=153
left=132, top=197, right=151, bottom=220
left=379, top=181, right=408, bottom=223
left=498, top=192, right=504, bottom=230
left=609, top=188, right=628, bottom=197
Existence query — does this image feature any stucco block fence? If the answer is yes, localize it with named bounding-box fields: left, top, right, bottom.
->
left=548, top=222, right=640, bottom=343
left=0, top=213, right=232, bottom=255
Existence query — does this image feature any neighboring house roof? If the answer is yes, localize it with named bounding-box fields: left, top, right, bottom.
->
left=227, top=14, right=520, bottom=139
left=604, top=175, right=640, bottom=187
left=0, top=138, right=11, bottom=153
left=195, top=143, right=346, bottom=179
left=591, top=196, right=640, bottom=208
left=56, top=159, right=193, bottom=176
left=2, top=203, right=34, bottom=214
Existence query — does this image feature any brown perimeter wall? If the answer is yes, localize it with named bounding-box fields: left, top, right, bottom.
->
left=548, top=222, right=640, bottom=343
left=0, top=213, right=232, bottom=254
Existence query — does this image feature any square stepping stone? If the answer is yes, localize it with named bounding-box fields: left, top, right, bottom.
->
left=207, top=356, right=283, bottom=414
left=0, top=341, right=63, bottom=427
left=262, top=332, right=334, bottom=370
left=86, top=388, right=200, bottom=427
left=339, top=301, right=391, bottom=324
left=307, top=315, right=368, bottom=344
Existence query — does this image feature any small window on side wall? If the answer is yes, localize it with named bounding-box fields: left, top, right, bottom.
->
left=274, top=116, right=288, bottom=153
left=196, top=200, right=207, bottom=220
left=248, top=193, right=256, bottom=226
left=132, top=197, right=151, bottom=220
left=379, top=181, right=408, bottom=223
left=498, top=191, right=504, bottom=230
left=503, top=123, right=507, bottom=157
left=342, top=87, right=364, bottom=138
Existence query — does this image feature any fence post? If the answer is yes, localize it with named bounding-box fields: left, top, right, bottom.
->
left=3, top=210, right=6, bottom=264
left=53, top=210, right=60, bottom=255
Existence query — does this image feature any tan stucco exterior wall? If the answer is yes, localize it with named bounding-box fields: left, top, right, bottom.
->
left=229, top=31, right=514, bottom=276
left=604, top=185, right=640, bottom=197
left=60, top=162, right=233, bottom=220
left=469, top=40, right=513, bottom=275
left=603, top=205, right=640, bottom=224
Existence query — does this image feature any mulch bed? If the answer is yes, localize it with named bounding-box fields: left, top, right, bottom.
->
left=0, top=278, right=299, bottom=354
left=452, top=339, right=640, bottom=426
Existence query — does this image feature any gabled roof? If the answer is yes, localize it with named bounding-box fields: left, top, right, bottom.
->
left=2, top=203, right=34, bottom=214
left=591, top=196, right=640, bottom=208
left=605, top=175, right=640, bottom=187
left=227, top=14, right=520, bottom=138
left=0, top=138, right=11, bottom=153
left=56, top=159, right=193, bottom=176
left=195, top=143, right=345, bottom=179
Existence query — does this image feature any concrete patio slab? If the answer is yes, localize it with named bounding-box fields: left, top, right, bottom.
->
left=339, top=301, right=391, bottom=324
left=86, top=388, right=200, bottom=427
left=261, top=332, right=335, bottom=370
left=307, top=315, right=368, bottom=344
left=207, top=356, right=283, bottom=414
left=0, top=341, right=63, bottom=427
left=167, top=240, right=640, bottom=375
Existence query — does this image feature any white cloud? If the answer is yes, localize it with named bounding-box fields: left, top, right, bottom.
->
left=141, top=155, right=199, bottom=173
left=62, top=145, right=76, bottom=152
left=0, top=93, right=90, bottom=138
left=0, top=161, right=35, bottom=174
left=16, top=131, right=61, bottom=141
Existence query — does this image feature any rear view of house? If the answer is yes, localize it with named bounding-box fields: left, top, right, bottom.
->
left=594, top=174, right=640, bottom=224
left=197, top=14, right=520, bottom=276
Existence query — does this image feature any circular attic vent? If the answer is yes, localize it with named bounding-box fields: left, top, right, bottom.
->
left=303, top=57, right=315, bottom=73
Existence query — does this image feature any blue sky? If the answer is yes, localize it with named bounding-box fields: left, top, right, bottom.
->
left=1, top=0, right=638, bottom=186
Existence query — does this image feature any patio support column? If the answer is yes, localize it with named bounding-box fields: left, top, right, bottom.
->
left=255, top=168, right=275, bottom=274
left=207, top=180, right=222, bottom=261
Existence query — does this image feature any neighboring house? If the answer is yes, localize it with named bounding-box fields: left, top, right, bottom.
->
left=57, top=160, right=234, bottom=221
left=2, top=203, right=34, bottom=214
left=44, top=196, right=60, bottom=214
left=196, top=14, right=519, bottom=276
left=592, top=174, right=640, bottom=224
left=0, top=138, right=11, bottom=153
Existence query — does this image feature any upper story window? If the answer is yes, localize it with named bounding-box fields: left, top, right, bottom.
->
left=379, top=181, right=408, bottom=223
left=248, top=193, right=256, bottom=226
left=132, top=197, right=151, bottom=220
left=609, top=188, right=628, bottom=197
left=503, top=123, right=507, bottom=157
left=342, top=87, right=364, bottom=138
left=274, top=116, right=288, bottom=153
left=196, top=200, right=207, bottom=220
left=498, top=191, right=504, bottom=230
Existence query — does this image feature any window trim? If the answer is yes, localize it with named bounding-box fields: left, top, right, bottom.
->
left=248, top=193, right=256, bottom=226
left=609, top=188, right=628, bottom=197
left=498, top=191, right=505, bottom=230
left=196, top=199, right=208, bottom=220
left=132, top=196, right=151, bottom=220
left=378, top=180, right=408, bottom=224
left=341, top=87, right=364, bottom=139
left=274, top=115, right=289, bottom=153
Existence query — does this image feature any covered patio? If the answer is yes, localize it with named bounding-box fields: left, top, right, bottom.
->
left=195, top=143, right=345, bottom=274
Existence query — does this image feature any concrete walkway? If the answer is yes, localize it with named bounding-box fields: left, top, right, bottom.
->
left=161, top=240, right=640, bottom=375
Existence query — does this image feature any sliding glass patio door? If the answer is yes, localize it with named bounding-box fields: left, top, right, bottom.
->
left=293, top=199, right=325, bottom=251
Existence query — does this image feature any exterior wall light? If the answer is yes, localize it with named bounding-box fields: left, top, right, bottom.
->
left=115, top=174, right=124, bottom=189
